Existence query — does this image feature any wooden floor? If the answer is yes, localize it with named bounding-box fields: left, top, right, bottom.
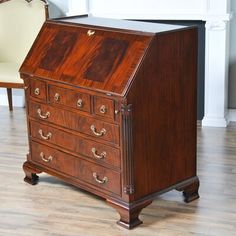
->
left=1, top=106, right=236, bottom=236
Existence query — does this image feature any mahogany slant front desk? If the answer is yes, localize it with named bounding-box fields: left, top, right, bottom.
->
left=20, top=16, right=200, bottom=229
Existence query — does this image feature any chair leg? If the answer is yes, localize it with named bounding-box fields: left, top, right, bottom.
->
left=7, top=88, right=13, bottom=111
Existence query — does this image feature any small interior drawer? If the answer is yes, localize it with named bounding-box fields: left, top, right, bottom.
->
left=30, top=79, right=46, bottom=100
left=94, top=96, right=114, bottom=119
left=49, top=85, right=91, bottom=113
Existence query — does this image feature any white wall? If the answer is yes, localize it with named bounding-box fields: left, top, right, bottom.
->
left=48, top=0, right=88, bottom=18
left=48, top=0, right=68, bottom=18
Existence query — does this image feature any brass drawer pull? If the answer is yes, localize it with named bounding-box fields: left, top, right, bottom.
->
left=34, top=88, right=40, bottom=95
left=91, top=148, right=106, bottom=159
left=77, top=98, right=83, bottom=108
left=37, top=109, right=50, bottom=119
left=90, top=125, right=106, bottom=137
left=92, top=172, right=108, bottom=184
left=40, top=152, right=53, bottom=163
left=38, top=129, right=52, bottom=140
left=87, top=30, right=95, bottom=36
left=100, top=105, right=107, bottom=114
left=54, top=93, right=60, bottom=102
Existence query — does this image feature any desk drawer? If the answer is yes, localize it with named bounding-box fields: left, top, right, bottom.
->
left=31, top=141, right=121, bottom=195
left=30, top=79, right=46, bottom=101
left=28, top=101, right=120, bottom=145
left=30, top=120, right=121, bottom=168
left=49, top=85, right=91, bottom=113
left=94, top=96, right=114, bottom=120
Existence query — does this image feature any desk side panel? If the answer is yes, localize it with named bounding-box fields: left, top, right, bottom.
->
left=126, top=28, right=198, bottom=200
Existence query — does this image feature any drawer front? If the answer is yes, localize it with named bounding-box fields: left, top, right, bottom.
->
left=49, top=85, right=90, bottom=113
left=30, top=120, right=120, bottom=168
left=94, top=96, right=114, bottom=120
left=31, top=141, right=76, bottom=176
left=28, top=101, right=120, bottom=145
left=30, top=79, right=46, bottom=100
left=77, top=156, right=121, bottom=195
left=31, top=141, right=121, bottom=195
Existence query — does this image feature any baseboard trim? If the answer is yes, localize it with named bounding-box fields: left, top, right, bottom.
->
left=202, top=116, right=229, bottom=127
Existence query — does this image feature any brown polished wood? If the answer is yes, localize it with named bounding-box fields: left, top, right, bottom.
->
left=28, top=100, right=120, bottom=145
left=20, top=16, right=199, bottom=229
left=48, top=85, right=91, bottom=113
left=29, top=120, right=121, bottom=169
left=20, top=21, right=153, bottom=96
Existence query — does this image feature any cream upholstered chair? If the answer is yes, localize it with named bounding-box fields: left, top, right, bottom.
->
left=0, top=0, right=48, bottom=110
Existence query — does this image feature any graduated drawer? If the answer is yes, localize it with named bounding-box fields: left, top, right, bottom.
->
left=31, top=141, right=121, bottom=195
left=49, top=85, right=91, bottom=113
left=30, top=120, right=120, bottom=168
left=28, top=101, right=120, bottom=145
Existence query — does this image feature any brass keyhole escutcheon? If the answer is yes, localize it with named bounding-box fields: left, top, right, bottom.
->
left=87, top=30, right=95, bottom=36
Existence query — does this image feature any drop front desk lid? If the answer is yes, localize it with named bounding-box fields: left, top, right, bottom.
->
left=20, top=16, right=186, bottom=96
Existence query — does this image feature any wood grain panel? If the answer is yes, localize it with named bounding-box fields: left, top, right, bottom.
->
left=84, top=38, right=129, bottom=82
left=127, top=28, right=198, bottom=199
left=39, top=30, right=78, bottom=71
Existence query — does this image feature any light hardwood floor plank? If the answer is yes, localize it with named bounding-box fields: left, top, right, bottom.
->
left=0, top=106, right=236, bottom=236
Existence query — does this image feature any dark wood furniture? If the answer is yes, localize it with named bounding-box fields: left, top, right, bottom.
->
left=20, top=16, right=199, bottom=229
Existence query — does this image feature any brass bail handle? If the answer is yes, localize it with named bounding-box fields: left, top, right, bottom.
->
left=91, top=148, right=106, bottom=159
left=90, top=125, right=106, bottom=137
left=40, top=152, right=53, bottom=163
left=37, top=109, right=50, bottom=119
left=92, top=172, right=108, bottom=184
left=38, top=129, right=52, bottom=140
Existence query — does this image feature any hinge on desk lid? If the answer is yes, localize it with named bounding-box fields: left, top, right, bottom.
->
left=121, top=103, right=135, bottom=195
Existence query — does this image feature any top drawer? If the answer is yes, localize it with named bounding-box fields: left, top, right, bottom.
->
left=30, top=79, right=46, bottom=101
left=94, top=96, right=114, bottom=120
left=48, top=85, right=91, bottom=113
